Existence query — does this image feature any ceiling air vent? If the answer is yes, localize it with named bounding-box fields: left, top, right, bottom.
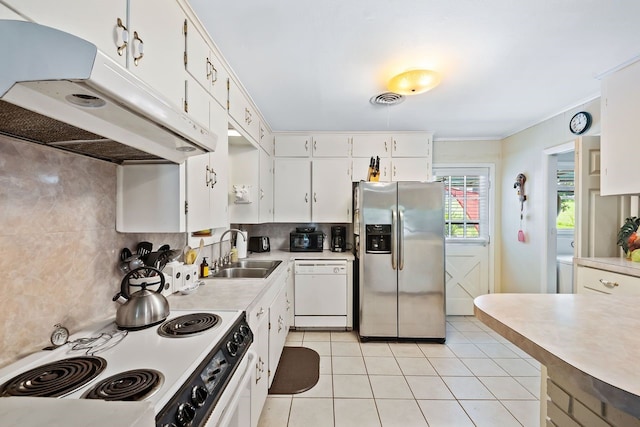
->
left=370, top=92, right=405, bottom=106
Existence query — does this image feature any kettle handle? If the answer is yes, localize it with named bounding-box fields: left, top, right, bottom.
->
left=118, top=266, right=166, bottom=299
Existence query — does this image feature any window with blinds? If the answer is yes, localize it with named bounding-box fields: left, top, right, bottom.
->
left=557, top=164, right=575, bottom=231
left=434, top=167, right=490, bottom=242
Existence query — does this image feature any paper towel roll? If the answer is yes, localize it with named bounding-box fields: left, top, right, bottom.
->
left=236, top=231, right=248, bottom=259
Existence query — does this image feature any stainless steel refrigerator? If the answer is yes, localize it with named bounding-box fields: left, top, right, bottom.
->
left=355, top=181, right=445, bottom=342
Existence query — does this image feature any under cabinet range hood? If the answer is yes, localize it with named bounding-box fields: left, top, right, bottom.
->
left=0, top=20, right=216, bottom=164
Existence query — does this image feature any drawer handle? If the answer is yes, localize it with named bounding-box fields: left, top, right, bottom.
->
left=256, top=307, right=265, bottom=318
left=599, top=279, right=619, bottom=288
left=116, top=18, right=129, bottom=56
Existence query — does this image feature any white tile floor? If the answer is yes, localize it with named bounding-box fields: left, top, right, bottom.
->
left=258, top=316, right=541, bottom=427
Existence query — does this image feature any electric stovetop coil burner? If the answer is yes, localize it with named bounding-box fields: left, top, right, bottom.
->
left=158, top=312, right=221, bottom=337
left=82, top=368, right=164, bottom=401
left=0, top=356, right=106, bottom=398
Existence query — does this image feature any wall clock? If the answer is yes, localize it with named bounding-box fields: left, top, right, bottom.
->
left=569, top=111, right=592, bottom=135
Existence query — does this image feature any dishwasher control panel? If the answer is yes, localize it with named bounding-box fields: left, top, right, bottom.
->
left=295, top=261, right=347, bottom=275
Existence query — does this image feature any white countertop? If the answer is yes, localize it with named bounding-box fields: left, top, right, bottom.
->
left=575, top=256, right=640, bottom=277
left=168, top=249, right=354, bottom=312
left=474, top=293, right=640, bottom=418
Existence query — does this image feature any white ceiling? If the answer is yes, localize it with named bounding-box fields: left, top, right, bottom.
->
left=189, top=0, right=640, bottom=140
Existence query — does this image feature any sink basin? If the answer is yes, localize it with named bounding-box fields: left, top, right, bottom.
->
left=212, top=260, right=282, bottom=279
left=229, top=260, right=282, bottom=270
left=213, top=268, right=270, bottom=279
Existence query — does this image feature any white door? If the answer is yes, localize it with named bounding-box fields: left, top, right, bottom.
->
left=391, top=134, right=431, bottom=157
left=312, top=158, right=352, bottom=222
left=445, top=244, right=489, bottom=315
left=274, top=134, right=311, bottom=157
left=4, top=0, right=128, bottom=66
left=185, top=153, right=211, bottom=232
left=311, top=134, right=351, bottom=157
left=258, top=148, right=273, bottom=223
left=391, top=158, right=430, bottom=181
left=209, top=102, right=229, bottom=230
left=273, top=158, right=311, bottom=222
left=351, top=134, right=391, bottom=157
left=575, top=136, right=620, bottom=258
left=128, top=0, right=186, bottom=108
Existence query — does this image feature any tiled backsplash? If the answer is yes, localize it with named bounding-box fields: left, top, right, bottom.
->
left=0, top=136, right=185, bottom=368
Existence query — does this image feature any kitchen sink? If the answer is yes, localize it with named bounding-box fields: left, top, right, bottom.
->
left=228, top=260, right=281, bottom=270
left=212, top=260, right=281, bottom=279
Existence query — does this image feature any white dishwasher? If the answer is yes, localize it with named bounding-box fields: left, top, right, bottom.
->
left=294, top=260, right=348, bottom=328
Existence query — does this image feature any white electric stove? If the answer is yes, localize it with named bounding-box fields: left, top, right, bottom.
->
left=0, top=309, right=253, bottom=427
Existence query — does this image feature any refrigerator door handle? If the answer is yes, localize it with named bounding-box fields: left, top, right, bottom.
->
left=399, top=208, right=405, bottom=270
left=391, top=208, right=397, bottom=270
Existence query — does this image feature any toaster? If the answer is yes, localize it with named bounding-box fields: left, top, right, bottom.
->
left=248, top=236, right=270, bottom=252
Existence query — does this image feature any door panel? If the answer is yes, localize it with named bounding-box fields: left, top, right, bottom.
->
left=397, top=182, right=445, bottom=338
left=445, top=244, right=489, bottom=315
left=359, top=182, right=397, bottom=337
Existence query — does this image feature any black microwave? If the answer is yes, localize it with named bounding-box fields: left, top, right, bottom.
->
left=290, top=231, right=324, bottom=252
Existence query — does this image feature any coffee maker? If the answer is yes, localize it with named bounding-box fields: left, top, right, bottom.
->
left=331, top=226, right=347, bottom=252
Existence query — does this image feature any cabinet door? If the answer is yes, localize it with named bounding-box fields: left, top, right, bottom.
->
left=258, top=121, right=273, bottom=155
left=312, top=134, right=351, bottom=157
left=185, top=153, right=212, bottom=232
left=285, top=262, right=295, bottom=328
left=128, top=0, right=186, bottom=109
left=352, top=134, right=392, bottom=157
left=274, top=134, right=311, bottom=157
left=228, top=79, right=260, bottom=143
left=250, top=316, right=269, bottom=427
left=576, top=266, right=640, bottom=295
left=601, top=60, right=640, bottom=196
left=259, top=148, right=273, bottom=223
left=312, top=158, right=352, bottom=222
left=209, top=102, right=229, bottom=230
left=273, top=159, right=311, bottom=222
left=184, top=74, right=210, bottom=128
left=391, top=158, right=431, bottom=181
left=3, top=0, right=128, bottom=66
left=391, top=134, right=432, bottom=157
left=352, top=157, right=392, bottom=182
left=268, top=283, right=288, bottom=388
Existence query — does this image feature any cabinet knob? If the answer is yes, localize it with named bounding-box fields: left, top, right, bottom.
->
left=313, top=192, right=317, bottom=203
left=305, top=140, right=309, bottom=151
left=305, top=193, right=308, bottom=203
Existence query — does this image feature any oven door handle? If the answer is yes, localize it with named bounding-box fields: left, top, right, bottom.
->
left=213, top=350, right=256, bottom=427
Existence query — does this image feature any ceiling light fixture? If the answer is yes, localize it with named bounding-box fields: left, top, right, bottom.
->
left=387, top=69, right=441, bottom=95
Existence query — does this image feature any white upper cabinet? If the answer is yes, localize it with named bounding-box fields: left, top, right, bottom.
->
left=273, top=158, right=312, bottom=222
left=183, top=74, right=210, bottom=128
left=352, top=157, right=392, bottom=182
left=259, top=148, right=274, bottom=222
left=259, top=121, right=273, bottom=155
left=312, top=158, right=353, bottom=222
left=601, top=60, right=640, bottom=196
left=391, top=158, right=431, bottom=181
left=228, top=79, right=260, bottom=143
left=185, top=101, right=229, bottom=232
left=312, top=134, right=351, bottom=157
left=184, top=19, right=229, bottom=109
left=352, top=134, right=392, bottom=157
left=128, top=0, right=186, bottom=110
left=274, top=134, right=311, bottom=157
left=391, top=133, right=432, bottom=157
left=3, top=0, right=128, bottom=66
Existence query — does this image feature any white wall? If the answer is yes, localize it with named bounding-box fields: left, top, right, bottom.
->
left=500, top=99, right=601, bottom=293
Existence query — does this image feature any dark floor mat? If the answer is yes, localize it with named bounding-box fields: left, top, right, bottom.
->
left=268, top=346, right=320, bottom=395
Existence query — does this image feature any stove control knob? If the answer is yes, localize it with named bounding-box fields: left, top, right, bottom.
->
left=226, top=341, right=238, bottom=357
left=191, top=385, right=208, bottom=408
left=239, top=324, right=251, bottom=337
left=176, top=402, right=196, bottom=427
left=233, top=331, right=243, bottom=344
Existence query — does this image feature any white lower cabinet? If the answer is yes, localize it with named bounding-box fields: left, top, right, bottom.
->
left=249, top=264, right=290, bottom=426
left=576, top=265, right=640, bottom=295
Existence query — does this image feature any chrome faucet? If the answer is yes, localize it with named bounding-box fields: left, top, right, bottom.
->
left=218, top=229, right=246, bottom=266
